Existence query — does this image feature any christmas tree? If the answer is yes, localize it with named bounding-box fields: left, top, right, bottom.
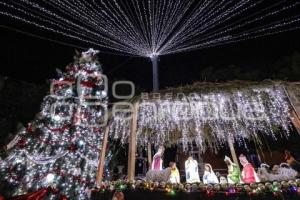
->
left=0, top=49, right=108, bottom=199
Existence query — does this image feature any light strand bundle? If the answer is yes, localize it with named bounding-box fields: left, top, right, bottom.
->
left=0, top=0, right=299, bottom=57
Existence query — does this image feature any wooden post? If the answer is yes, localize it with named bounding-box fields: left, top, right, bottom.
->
left=147, top=143, right=152, bottom=169
left=291, top=110, right=300, bottom=134
left=227, top=137, right=240, bottom=171
left=96, top=126, right=109, bottom=185
left=283, top=86, right=300, bottom=134
left=127, top=103, right=138, bottom=181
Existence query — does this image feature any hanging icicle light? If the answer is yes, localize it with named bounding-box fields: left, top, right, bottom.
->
left=110, top=83, right=292, bottom=151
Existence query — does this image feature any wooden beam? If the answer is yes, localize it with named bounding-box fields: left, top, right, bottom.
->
left=127, top=103, right=138, bottom=181
left=96, top=126, right=109, bottom=185
left=227, top=137, right=240, bottom=171
left=147, top=143, right=152, bottom=169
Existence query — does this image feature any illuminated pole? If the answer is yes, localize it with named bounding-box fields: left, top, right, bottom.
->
left=150, top=54, right=159, bottom=91
left=148, top=53, right=159, bottom=170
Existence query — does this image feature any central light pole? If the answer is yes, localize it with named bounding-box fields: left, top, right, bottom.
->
left=150, top=54, right=159, bottom=91
left=148, top=53, right=159, bottom=168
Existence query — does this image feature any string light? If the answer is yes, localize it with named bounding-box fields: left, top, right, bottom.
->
left=45, top=173, right=55, bottom=184
left=110, top=83, right=291, bottom=151
left=0, top=0, right=299, bottom=57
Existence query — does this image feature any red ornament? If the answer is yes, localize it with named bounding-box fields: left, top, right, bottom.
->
left=46, top=124, right=69, bottom=132
left=26, top=123, right=33, bottom=133
left=68, top=144, right=78, bottom=152
left=59, top=195, right=68, bottom=200
left=206, top=190, right=215, bottom=198
left=80, top=80, right=94, bottom=88
left=83, top=68, right=94, bottom=74
left=93, top=127, right=102, bottom=132
left=12, top=188, right=49, bottom=200
left=64, top=78, right=75, bottom=82
left=0, top=195, right=5, bottom=200
left=66, top=66, right=78, bottom=74
left=17, top=138, right=26, bottom=149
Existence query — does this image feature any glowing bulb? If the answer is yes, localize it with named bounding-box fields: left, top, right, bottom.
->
left=78, top=140, right=85, bottom=146
left=53, top=115, right=61, bottom=121
left=148, top=52, right=159, bottom=59
left=45, top=173, right=55, bottom=184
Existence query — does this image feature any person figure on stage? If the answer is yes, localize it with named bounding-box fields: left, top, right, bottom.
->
left=224, top=156, right=241, bottom=184
left=239, top=154, right=260, bottom=183
left=203, top=164, right=219, bottom=184
left=151, top=146, right=164, bottom=170
left=185, top=156, right=200, bottom=183
left=169, top=162, right=180, bottom=184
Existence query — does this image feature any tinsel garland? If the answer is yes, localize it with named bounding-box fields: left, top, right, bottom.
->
left=93, top=179, right=300, bottom=198
left=6, top=135, right=22, bottom=150
left=6, top=145, right=99, bottom=168
left=66, top=66, right=100, bottom=75
left=45, top=124, right=70, bottom=132
left=5, top=121, right=103, bottom=152
left=5, top=161, right=95, bottom=186
left=52, top=76, right=101, bottom=89
left=32, top=134, right=101, bottom=151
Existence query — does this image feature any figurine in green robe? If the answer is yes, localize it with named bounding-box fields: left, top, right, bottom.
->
left=224, top=156, right=241, bottom=184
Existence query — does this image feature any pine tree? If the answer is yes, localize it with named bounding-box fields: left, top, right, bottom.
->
left=0, top=49, right=108, bottom=199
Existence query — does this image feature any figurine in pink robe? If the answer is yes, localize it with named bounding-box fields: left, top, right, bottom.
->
left=151, top=146, right=164, bottom=170
left=239, top=154, right=260, bottom=183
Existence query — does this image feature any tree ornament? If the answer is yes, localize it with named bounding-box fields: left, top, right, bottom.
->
left=213, top=184, right=221, bottom=191
left=112, top=191, right=124, bottom=200
left=296, top=179, right=300, bottom=186
left=17, top=139, right=26, bottom=149
left=45, top=173, right=56, bottom=185
left=281, top=181, right=289, bottom=188
left=26, top=123, right=34, bottom=133
left=73, top=168, right=81, bottom=176
left=11, top=188, right=49, bottom=200
left=59, top=195, right=68, bottom=200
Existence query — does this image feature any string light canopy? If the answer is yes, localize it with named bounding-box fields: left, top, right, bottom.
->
left=1, top=0, right=300, bottom=56
left=109, top=81, right=293, bottom=152
left=0, top=0, right=300, bottom=89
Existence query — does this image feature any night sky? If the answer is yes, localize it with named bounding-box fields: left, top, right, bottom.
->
left=1, top=19, right=300, bottom=92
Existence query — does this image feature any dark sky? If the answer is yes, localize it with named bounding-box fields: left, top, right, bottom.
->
left=1, top=21, right=300, bottom=92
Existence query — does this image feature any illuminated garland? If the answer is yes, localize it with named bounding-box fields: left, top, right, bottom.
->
left=94, top=179, right=300, bottom=198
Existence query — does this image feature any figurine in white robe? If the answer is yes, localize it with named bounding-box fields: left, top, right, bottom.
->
left=185, top=156, right=201, bottom=183
left=203, top=164, right=219, bottom=184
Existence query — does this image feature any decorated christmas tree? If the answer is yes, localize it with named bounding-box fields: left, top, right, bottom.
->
left=0, top=49, right=108, bottom=199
